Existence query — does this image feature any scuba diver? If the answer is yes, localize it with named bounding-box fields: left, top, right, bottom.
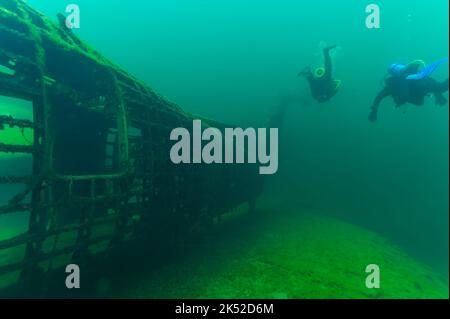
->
left=369, top=58, right=449, bottom=122
left=298, top=44, right=341, bottom=103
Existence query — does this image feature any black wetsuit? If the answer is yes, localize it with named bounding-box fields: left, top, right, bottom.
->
left=370, top=64, right=449, bottom=122
left=300, top=46, right=339, bottom=103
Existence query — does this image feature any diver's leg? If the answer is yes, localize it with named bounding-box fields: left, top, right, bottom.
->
left=436, top=79, right=449, bottom=105
left=434, top=79, right=448, bottom=106
left=432, top=78, right=449, bottom=106
left=437, top=79, right=449, bottom=93
left=422, top=77, right=448, bottom=93
left=421, top=78, right=448, bottom=106
left=323, top=44, right=337, bottom=80
left=434, top=92, right=447, bottom=106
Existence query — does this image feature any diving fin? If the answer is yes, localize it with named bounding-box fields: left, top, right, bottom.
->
left=334, top=79, right=341, bottom=90
left=406, top=58, right=448, bottom=80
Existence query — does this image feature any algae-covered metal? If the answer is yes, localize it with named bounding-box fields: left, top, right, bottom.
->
left=0, top=0, right=263, bottom=293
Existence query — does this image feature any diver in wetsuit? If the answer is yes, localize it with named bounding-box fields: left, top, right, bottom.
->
left=298, top=45, right=341, bottom=103
left=369, top=58, right=449, bottom=122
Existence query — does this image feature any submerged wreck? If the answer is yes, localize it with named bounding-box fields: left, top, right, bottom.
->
left=0, top=0, right=264, bottom=295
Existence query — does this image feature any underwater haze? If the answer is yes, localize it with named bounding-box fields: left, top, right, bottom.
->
left=1, top=0, right=449, bottom=298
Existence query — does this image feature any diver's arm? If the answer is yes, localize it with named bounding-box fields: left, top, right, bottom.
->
left=369, top=88, right=390, bottom=122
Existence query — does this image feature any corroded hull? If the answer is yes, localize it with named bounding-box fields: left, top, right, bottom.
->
left=0, top=0, right=263, bottom=293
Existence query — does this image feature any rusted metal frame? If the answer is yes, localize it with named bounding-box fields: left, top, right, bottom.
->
left=0, top=203, right=30, bottom=215
left=0, top=47, right=39, bottom=73
left=111, top=73, right=129, bottom=172
left=72, top=179, right=95, bottom=263
left=0, top=180, right=144, bottom=217
left=54, top=173, right=126, bottom=182
left=0, top=0, right=20, bottom=12
left=108, top=70, right=133, bottom=246
left=0, top=23, right=32, bottom=44
left=0, top=74, right=40, bottom=99
left=0, top=175, right=31, bottom=184
left=0, top=233, right=123, bottom=274
left=17, top=1, right=52, bottom=282
left=128, top=87, right=154, bottom=202
left=0, top=0, right=266, bottom=290
left=0, top=115, right=35, bottom=129
left=0, top=171, right=46, bottom=217
left=60, top=192, right=124, bottom=205
left=119, top=82, right=152, bottom=102
left=71, top=179, right=108, bottom=263
left=0, top=209, right=145, bottom=251
left=0, top=143, right=34, bottom=153
left=0, top=220, right=140, bottom=275
left=141, top=105, right=156, bottom=208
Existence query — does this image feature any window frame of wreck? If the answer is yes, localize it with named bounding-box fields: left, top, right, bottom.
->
left=24, top=34, right=137, bottom=273
left=43, top=41, right=122, bottom=177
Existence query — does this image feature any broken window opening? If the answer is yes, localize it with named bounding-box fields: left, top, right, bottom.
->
left=0, top=96, right=33, bottom=240
left=52, top=100, right=119, bottom=176
left=0, top=93, right=34, bottom=153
